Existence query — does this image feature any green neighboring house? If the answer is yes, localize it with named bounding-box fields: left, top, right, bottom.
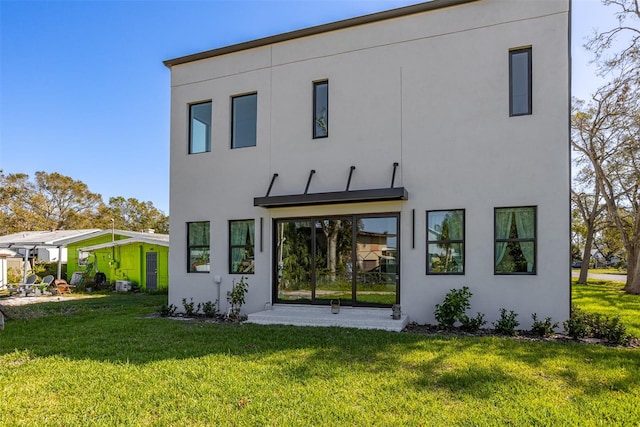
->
left=63, top=230, right=169, bottom=291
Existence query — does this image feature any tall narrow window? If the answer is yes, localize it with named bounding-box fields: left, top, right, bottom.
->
left=509, top=47, right=532, bottom=116
left=427, top=210, right=464, bottom=274
left=313, top=81, right=328, bottom=138
left=189, top=101, right=212, bottom=154
left=229, top=219, right=255, bottom=274
left=188, top=221, right=210, bottom=273
left=231, top=93, right=257, bottom=148
left=495, top=206, right=536, bottom=274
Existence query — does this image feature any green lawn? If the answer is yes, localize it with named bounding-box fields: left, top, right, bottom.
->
left=1, top=289, right=640, bottom=426
left=572, top=279, right=640, bottom=337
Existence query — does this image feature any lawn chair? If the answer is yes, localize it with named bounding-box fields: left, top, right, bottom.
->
left=39, top=275, right=55, bottom=295
left=53, top=279, right=73, bottom=296
left=8, top=275, right=37, bottom=296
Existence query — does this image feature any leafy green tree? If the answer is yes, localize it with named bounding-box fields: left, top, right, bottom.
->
left=104, top=196, right=169, bottom=234
left=0, top=171, right=168, bottom=235
left=573, top=0, right=640, bottom=293
left=0, top=171, right=103, bottom=232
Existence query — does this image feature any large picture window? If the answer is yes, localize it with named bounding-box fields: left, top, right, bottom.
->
left=313, top=81, right=328, bottom=138
left=427, top=210, right=464, bottom=274
left=495, top=206, right=536, bottom=274
left=509, top=47, right=532, bottom=116
left=189, top=101, right=212, bottom=154
left=231, top=93, right=257, bottom=148
left=229, top=220, right=255, bottom=274
left=188, top=221, right=210, bottom=273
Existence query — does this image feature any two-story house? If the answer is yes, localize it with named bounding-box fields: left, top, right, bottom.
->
left=164, top=0, right=571, bottom=329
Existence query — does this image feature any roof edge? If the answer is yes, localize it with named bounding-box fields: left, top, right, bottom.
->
left=163, top=0, right=478, bottom=68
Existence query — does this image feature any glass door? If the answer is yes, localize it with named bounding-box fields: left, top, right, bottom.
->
left=314, top=218, right=353, bottom=303
left=275, top=220, right=312, bottom=302
left=274, top=214, right=398, bottom=306
left=355, top=216, right=398, bottom=305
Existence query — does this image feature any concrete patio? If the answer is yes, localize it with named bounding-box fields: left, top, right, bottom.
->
left=246, top=304, right=409, bottom=332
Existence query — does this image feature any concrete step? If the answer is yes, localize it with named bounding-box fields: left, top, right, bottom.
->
left=246, top=304, right=409, bottom=332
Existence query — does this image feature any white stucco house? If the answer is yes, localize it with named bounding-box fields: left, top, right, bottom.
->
left=164, top=0, right=571, bottom=329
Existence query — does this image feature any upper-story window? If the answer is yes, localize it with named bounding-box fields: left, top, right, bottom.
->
left=427, top=209, right=465, bottom=274
left=509, top=47, right=532, bottom=116
left=188, top=221, right=210, bottom=273
left=495, top=206, right=536, bottom=274
left=189, top=101, right=212, bottom=154
left=231, top=93, right=257, bottom=148
left=313, top=80, right=328, bottom=138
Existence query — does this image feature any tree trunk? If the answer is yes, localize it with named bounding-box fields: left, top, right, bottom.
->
left=624, top=244, right=640, bottom=294
left=578, top=231, right=594, bottom=284
left=327, top=233, right=337, bottom=281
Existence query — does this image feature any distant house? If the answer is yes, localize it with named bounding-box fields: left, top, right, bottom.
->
left=62, top=230, right=169, bottom=291
left=164, top=0, right=571, bottom=328
left=0, top=229, right=169, bottom=291
left=0, top=229, right=101, bottom=283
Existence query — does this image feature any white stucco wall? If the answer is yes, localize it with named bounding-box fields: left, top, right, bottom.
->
left=167, top=0, right=571, bottom=328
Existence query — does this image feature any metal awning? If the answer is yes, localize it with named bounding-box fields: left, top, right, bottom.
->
left=254, top=163, right=408, bottom=208
left=254, top=187, right=408, bottom=208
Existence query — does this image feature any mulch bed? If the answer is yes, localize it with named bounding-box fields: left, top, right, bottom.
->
left=402, top=322, right=639, bottom=348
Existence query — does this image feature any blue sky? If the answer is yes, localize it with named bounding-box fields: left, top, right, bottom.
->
left=0, top=0, right=620, bottom=214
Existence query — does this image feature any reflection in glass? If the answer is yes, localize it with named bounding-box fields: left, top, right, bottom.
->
left=274, top=215, right=399, bottom=306
left=189, top=102, right=211, bottom=154
left=315, top=219, right=353, bottom=302
left=188, top=221, right=210, bottom=272
left=427, top=210, right=464, bottom=273
left=355, top=217, right=397, bottom=305
left=313, top=81, right=328, bottom=138
left=230, top=220, right=255, bottom=274
left=276, top=220, right=312, bottom=301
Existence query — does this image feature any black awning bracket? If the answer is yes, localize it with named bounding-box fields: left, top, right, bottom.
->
left=345, top=166, right=356, bottom=191
left=391, top=162, right=399, bottom=188
left=304, top=170, right=316, bottom=194
left=266, top=173, right=278, bottom=197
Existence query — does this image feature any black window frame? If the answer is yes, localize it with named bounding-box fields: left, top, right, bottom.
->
left=494, top=206, right=537, bottom=275
left=229, top=219, right=255, bottom=274
left=272, top=212, right=400, bottom=307
left=231, top=92, right=257, bottom=149
left=313, top=80, right=328, bottom=139
left=509, top=47, right=532, bottom=116
left=426, top=209, right=465, bottom=275
left=189, top=101, right=212, bottom=154
left=187, top=221, right=210, bottom=273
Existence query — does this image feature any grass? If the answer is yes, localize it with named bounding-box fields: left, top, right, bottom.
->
left=572, top=279, right=640, bottom=337
left=572, top=267, right=627, bottom=275
left=1, top=288, right=639, bottom=426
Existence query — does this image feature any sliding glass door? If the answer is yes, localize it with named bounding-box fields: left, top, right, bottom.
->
left=274, top=214, right=398, bottom=306
left=355, top=217, right=398, bottom=305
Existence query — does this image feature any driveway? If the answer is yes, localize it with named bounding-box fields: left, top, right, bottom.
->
left=571, top=271, right=627, bottom=283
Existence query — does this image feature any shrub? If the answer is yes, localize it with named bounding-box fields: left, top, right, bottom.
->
left=563, top=307, right=633, bottom=345
left=530, top=313, right=558, bottom=337
left=227, top=276, right=249, bottom=320
left=202, top=300, right=219, bottom=318
left=434, top=286, right=473, bottom=329
left=182, top=298, right=200, bottom=317
left=564, top=307, right=592, bottom=339
left=460, top=312, right=486, bottom=333
left=493, top=308, right=520, bottom=336
left=158, top=303, right=177, bottom=317
left=600, top=315, right=632, bottom=345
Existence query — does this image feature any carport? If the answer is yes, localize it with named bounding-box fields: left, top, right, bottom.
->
left=0, top=230, right=101, bottom=283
